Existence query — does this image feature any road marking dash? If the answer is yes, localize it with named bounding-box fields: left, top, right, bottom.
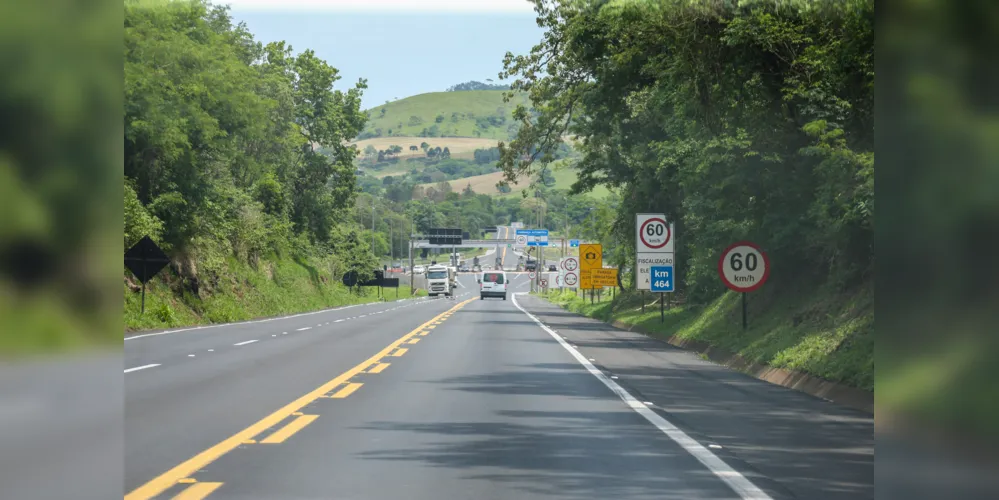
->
left=233, top=340, right=258, bottom=346
left=407, top=338, right=420, bottom=344
left=392, top=348, right=408, bottom=357
left=296, top=327, right=311, bottom=331
left=177, top=478, right=196, bottom=484
left=367, top=363, right=390, bottom=374
left=124, top=364, right=160, bottom=374
left=188, top=354, right=195, bottom=357
left=419, top=330, right=430, bottom=336
left=333, top=319, right=344, bottom=323
left=260, top=415, right=318, bottom=444
left=329, top=382, right=363, bottom=399
left=172, top=482, right=223, bottom=500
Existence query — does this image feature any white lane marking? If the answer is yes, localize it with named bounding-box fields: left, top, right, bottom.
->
left=124, top=299, right=427, bottom=341
left=208, top=349, right=214, bottom=352
left=188, top=354, right=196, bottom=357
left=296, top=327, right=311, bottom=331
left=272, top=334, right=277, bottom=337
left=124, top=364, right=160, bottom=373
left=233, top=340, right=258, bottom=346
left=511, top=293, right=773, bottom=500
left=281, top=332, right=287, bottom=335
left=333, top=319, right=344, bottom=323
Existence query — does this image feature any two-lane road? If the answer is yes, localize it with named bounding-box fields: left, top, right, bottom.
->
left=126, top=268, right=870, bottom=500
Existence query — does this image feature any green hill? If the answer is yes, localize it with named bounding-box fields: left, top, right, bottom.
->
left=359, top=90, right=530, bottom=140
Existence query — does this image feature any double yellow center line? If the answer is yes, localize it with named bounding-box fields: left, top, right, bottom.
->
left=126, top=297, right=476, bottom=500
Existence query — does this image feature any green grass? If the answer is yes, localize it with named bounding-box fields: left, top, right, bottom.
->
left=124, top=256, right=427, bottom=332
left=540, top=280, right=873, bottom=391
left=361, top=90, right=530, bottom=140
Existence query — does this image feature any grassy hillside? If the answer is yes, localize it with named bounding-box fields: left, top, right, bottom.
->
left=421, top=163, right=612, bottom=199
left=360, top=90, right=530, bottom=140
left=542, top=279, right=873, bottom=391
left=124, top=255, right=425, bottom=332
left=353, top=136, right=500, bottom=173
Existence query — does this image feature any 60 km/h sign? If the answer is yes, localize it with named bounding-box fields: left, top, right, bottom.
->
left=638, top=217, right=671, bottom=250
left=718, top=241, right=770, bottom=292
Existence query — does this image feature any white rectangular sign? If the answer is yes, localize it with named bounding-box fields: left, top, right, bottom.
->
left=636, top=214, right=674, bottom=253
left=636, top=213, right=676, bottom=291
left=636, top=252, right=675, bottom=290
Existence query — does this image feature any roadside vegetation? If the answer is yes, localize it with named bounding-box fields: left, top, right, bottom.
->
left=504, top=1, right=873, bottom=390
left=124, top=1, right=387, bottom=331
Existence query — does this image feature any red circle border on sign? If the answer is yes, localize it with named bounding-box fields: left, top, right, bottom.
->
left=639, top=217, right=671, bottom=249
left=717, top=240, right=770, bottom=293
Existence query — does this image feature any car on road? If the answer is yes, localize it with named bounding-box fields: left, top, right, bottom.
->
left=525, top=259, right=537, bottom=271
left=548, top=264, right=558, bottom=272
left=478, top=271, right=508, bottom=300
left=413, top=265, right=426, bottom=274
left=458, top=265, right=470, bottom=272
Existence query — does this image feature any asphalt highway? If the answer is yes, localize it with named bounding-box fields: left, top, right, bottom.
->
left=123, top=227, right=872, bottom=500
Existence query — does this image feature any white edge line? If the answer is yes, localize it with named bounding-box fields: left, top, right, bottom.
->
left=124, top=363, right=160, bottom=373
left=233, top=339, right=258, bottom=346
left=124, top=298, right=426, bottom=341
left=295, top=327, right=312, bottom=331
left=510, top=292, right=773, bottom=500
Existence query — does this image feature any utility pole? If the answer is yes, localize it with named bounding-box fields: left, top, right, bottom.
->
left=371, top=201, right=376, bottom=258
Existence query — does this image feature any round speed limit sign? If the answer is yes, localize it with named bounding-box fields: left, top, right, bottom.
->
left=718, top=241, right=770, bottom=292
left=638, top=216, right=671, bottom=250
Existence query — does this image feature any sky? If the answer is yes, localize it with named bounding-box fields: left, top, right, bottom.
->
left=226, top=0, right=545, bottom=110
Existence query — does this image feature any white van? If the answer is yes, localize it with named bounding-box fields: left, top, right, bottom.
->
left=478, top=270, right=508, bottom=300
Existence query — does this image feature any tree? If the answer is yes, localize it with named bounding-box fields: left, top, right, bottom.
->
left=408, top=115, right=423, bottom=126
left=409, top=145, right=418, bottom=152
left=462, top=183, right=475, bottom=197
left=420, top=142, right=429, bottom=151
left=498, top=0, right=874, bottom=300
left=435, top=114, right=444, bottom=123
left=363, top=145, right=377, bottom=157
left=441, top=147, right=451, bottom=160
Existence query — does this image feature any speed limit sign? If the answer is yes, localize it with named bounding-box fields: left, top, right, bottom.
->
left=718, top=241, right=770, bottom=292
left=637, top=215, right=673, bottom=252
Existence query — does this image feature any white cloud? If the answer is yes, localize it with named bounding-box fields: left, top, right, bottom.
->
left=224, top=0, right=536, bottom=13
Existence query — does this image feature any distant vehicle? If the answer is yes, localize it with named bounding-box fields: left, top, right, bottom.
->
left=548, top=264, right=558, bottom=272
left=458, top=265, right=470, bottom=272
left=472, top=264, right=482, bottom=272
left=426, top=264, right=455, bottom=297
left=478, top=271, right=508, bottom=300
left=413, top=265, right=426, bottom=274
left=525, top=259, right=537, bottom=271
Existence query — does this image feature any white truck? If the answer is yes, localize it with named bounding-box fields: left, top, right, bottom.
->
left=426, top=264, right=455, bottom=297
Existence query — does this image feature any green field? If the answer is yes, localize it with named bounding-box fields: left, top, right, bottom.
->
left=360, top=90, right=530, bottom=140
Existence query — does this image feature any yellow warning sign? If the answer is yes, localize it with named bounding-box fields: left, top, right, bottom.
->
left=578, top=244, right=602, bottom=289
left=591, top=268, right=618, bottom=287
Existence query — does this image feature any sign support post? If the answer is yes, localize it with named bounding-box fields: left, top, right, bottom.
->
left=742, top=293, right=747, bottom=330
left=660, top=292, right=664, bottom=323
left=141, top=262, right=146, bottom=314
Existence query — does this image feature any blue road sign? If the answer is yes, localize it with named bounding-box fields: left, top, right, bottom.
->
left=517, top=228, right=549, bottom=246
left=569, top=239, right=579, bottom=247
left=650, top=265, right=674, bottom=292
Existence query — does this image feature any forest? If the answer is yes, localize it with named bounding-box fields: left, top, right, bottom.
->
left=499, top=0, right=874, bottom=302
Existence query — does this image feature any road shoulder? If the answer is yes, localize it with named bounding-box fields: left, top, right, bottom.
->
left=515, top=293, right=874, bottom=500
